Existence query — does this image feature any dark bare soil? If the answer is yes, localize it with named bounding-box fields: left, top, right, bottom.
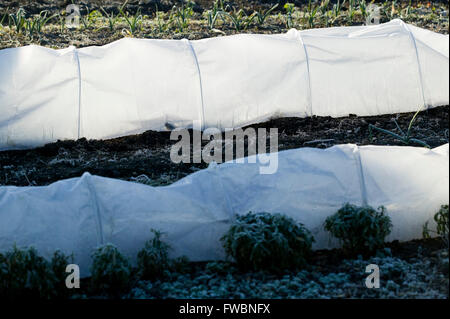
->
left=0, top=106, right=448, bottom=187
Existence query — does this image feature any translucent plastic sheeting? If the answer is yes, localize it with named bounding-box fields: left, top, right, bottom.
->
left=0, top=143, right=448, bottom=276
left=0, top=19, right=448, bottom=150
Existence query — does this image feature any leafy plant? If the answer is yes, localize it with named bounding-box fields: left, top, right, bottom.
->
left=368, top=108, right=430, bottom=148
left=155, top=5, right=172, bottom=33
left=50, top=250, right=74, bottom=299
left=59, top=13, right=66, bottom=32
left=390, top=0, right=398, bottom=20
left=99, top=0, right=128, bottom=32
left=347, top=0, right=357, bottom=23
left=78, top=5, right=97, bottom=29
left=223, top=7, right=255, bottom=32
left=284, top=2, right=295, bottom=28
left=172, top=1, right=195, bottom=32
left=319, top=0, right=331, bottom=26
left=9, top=7, right=26, bottom=33
left=324, top=203, right=392, bottom=255
left=306, top=0, right=319, bottom=28
left=0, top=246, right=72, bottom=300
left=137, top=229, right=171, bottom=280
left=254, top=3, right=278, bottom=26
left=404, top=0, right=413, bottom=19
left=137, top=229, right=190, bottom=280
left=221, top=212, right=315, bottom=272
left=100, top=5, right=123, bottom=31
left=332, top=0, right=346, bottom=21
left=25, top=10, right=57, bottom=39
left=205, top=9, right=219, bottom=30
left=1, top=7, right=9, bottom=26
left=90, top=244, right=132, bottom=297
left=119, top=4, right=142, bottom=35
left=423, top=205, right=449, bottom=247
left=359, top=0, right=368, bottom=20
left=207, top=0, right=228, bottom=29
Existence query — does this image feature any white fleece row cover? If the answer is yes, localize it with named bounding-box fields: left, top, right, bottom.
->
left=0, top=19, right=448, bottom=150
left=0, top=143, right=448, bottom=276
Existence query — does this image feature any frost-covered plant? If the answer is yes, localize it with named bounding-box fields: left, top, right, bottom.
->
left=170, top=255, right=191, bottom=274
left=90, top=244, right=132, bottom=297
left=221, top=212, right=315, bottom=271
left=0, top=246, right=72, bottom=300
left=137, top=229, right=190, bottom=280
left=137, top=229, right=171, bottom=280
left=423, top=204, right=449, bottom=247
left=435, top=205, right=449, bottom=246
left=50, top=250, right=74, bottom=298
left=324, top=203, right=392, bottom=255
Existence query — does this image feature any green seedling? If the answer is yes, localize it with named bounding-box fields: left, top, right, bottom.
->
left=120, top=4, right=143, bottom=35
left=347, top=0, right=357, bottom=23
left=401, top=0, right=413, bottom=20
left=223, top=7, right=255, bottom=32
left=368, top=108, right=431, bottom=148
left=100, top=4, right=124, bottom=31
left=173, top=1, right=194, bottom=32
left=59, top=13, right=65, bottom=32
left=155, top=5, right=171, bottom=33
left=383, top=0, right=398, bottom=20
left=205, top=9, right=220, bottom=30
left=25, top=10, right=57, bottom=39
left=254, top=3, right=278, bottom=26
left=9, top=8, right=26, bottom=33
left=73, top=1, right=94, bottom=29
left=284, top=2, right=295, bottom=28
left=207, top=0, right=228, bottom=28
left=423, top=205, right=449, bottom=247
left=306, top=0, right=319, bottom=28
left=319, top=1, right=331, bottom=27
left=359, top=0, right=368, bottom=20
left=1, top=7, right=9, bottom=26
left=333, top=0, right=346, bottom=18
